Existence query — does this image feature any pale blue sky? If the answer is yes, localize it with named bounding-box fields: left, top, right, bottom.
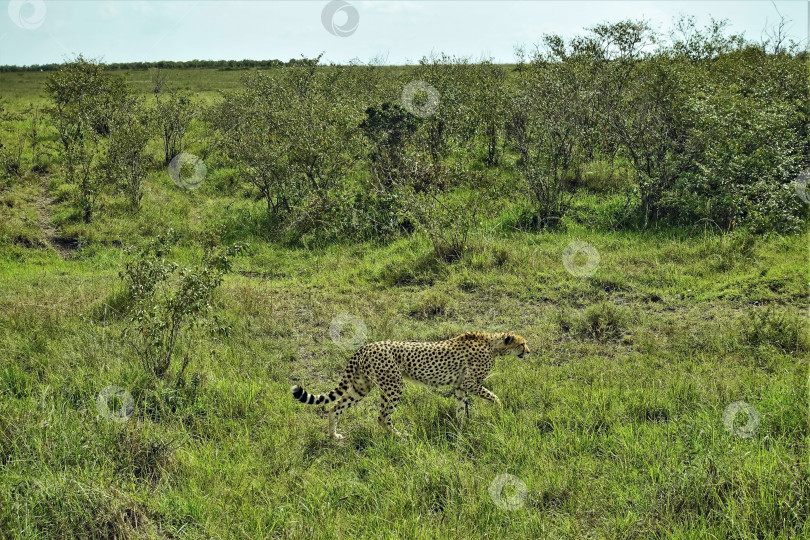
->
left=1, top=1, right=807, bottom=66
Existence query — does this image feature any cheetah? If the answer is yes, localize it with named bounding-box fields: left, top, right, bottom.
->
left=291, top=332, right=530, bottom=440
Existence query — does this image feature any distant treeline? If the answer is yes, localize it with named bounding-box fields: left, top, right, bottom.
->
left=0, top=58, right=320, bottom=73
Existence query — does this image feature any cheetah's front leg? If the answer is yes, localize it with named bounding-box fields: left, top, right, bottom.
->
left=464, top=381, right=502, bottom=408
left=455, top=388, right=469, bottom=423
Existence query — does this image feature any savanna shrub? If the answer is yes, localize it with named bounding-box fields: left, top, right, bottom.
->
left=360, top=102, right=421, bottom=187
left=118, top=229, right=246, bottom=377
left=212, top=58, right=361, bottom=236
left=46, top=56, right=130, bottom=221
left=664, top=73, right=808, bottom=232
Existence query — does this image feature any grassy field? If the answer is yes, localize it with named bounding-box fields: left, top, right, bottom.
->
left=0, top=68, right=808, bottom=538
left=0, top=68, right=248, bottom=104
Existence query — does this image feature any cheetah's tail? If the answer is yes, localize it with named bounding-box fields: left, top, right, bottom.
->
left=291, top=383, right=344, bottom=406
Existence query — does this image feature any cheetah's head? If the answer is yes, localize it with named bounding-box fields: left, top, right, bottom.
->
left=499, top=333, right=530, bottom=359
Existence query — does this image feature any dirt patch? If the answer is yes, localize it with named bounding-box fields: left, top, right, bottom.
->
left=34, top=177, right=78, bottom=259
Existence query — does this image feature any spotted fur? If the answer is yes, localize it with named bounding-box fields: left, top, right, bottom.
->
left=291, top=332, right=530, bottom=440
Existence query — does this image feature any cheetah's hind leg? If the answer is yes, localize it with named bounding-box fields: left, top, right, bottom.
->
left=327, top=385, right=370, bottom=441
left=367, top=355, right=409, bottom=438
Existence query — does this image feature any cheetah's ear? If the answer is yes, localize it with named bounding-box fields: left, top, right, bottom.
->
left=504, top=335, right=513, bottom=345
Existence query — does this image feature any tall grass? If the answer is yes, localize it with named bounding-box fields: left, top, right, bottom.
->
left=0, top=67, right=807, bottom=538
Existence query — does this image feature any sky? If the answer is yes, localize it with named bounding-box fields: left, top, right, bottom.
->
left=1, top=0, right=808, bottom=67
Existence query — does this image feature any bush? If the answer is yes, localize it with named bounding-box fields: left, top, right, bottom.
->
left=104, top=98, right=152, bottom=210
left=663, top=50, right=809, bottom=232
left=46, top=56, right=130, bottom=221
left=359, top=102, right=421, bottom=187
left=413, top=54, right=477, bottom=162
left=212, top=58, right=361, bottom=235
left=337, top=187, right=409, bottom=242
left=118, top=229, right=246, bottom=377
left=643, top=28, right=809, bottom=232
left=151, top=70, right=195, bottom=165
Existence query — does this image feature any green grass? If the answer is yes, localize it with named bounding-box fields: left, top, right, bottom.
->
left=0, top=68, right=249, bottom=105
left=0, top=68, right=808, bottom=538
left=1, top=204, right=807, bottom=537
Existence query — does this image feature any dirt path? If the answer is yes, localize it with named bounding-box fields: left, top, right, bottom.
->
left=35, top=177, right=76, bottom=259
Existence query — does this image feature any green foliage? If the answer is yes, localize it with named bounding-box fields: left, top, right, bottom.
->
left=414, top=54, right=477, bottom=161
left=508, top=19, right=808, bottom=233
left=360, top=102, right=420, bottom=186
left=104, top=97, right=152, bottom=210
left=212, top=57, right=361, bottom=235
left=470, top=61, right=507, bottom=166
left=118, top=229, right=247, bottom=377
left=45, top=55, right=130, bottom=222
left=663, top=48, right=809, bottom=232
left=337, top=187, right=408, bottom=242
left=34, top=30, right=808, bottom=240
left=669, top=16, right=746, bottom=61
left=150, top=69, right=195, bottom=165
left=512, top=21, right=659, bottom=228
left=404, top=185, right=483, bottom=262
left=0, top=100, right=24, bottom=180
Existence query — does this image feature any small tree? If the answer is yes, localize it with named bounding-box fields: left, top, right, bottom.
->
left=471, top=61, right=506, bottom=166
left=211, top=79, right=294, bottom=219
left=105, top=98, right=152, bottom=210
left=152, top=70, right=195, bottom=164
left=359, top=102, right=420, bottom=187
left=120, top=229, right=246, bottom=378
left=212, top=58, right=360, bottom=234
left=413, top=55, right=477, bottom=163
left=516, top=40, right=588, bottom=228
left=668, top=16, right=743, bottom=62
left=609, top=57, right=684, bottom=225
left=46, top=56, right=126, bottom=221
left=515, top=21, right=661, bottom=228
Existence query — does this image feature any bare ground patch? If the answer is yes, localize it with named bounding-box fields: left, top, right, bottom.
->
left=34, top=176, right=78, bottom=259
